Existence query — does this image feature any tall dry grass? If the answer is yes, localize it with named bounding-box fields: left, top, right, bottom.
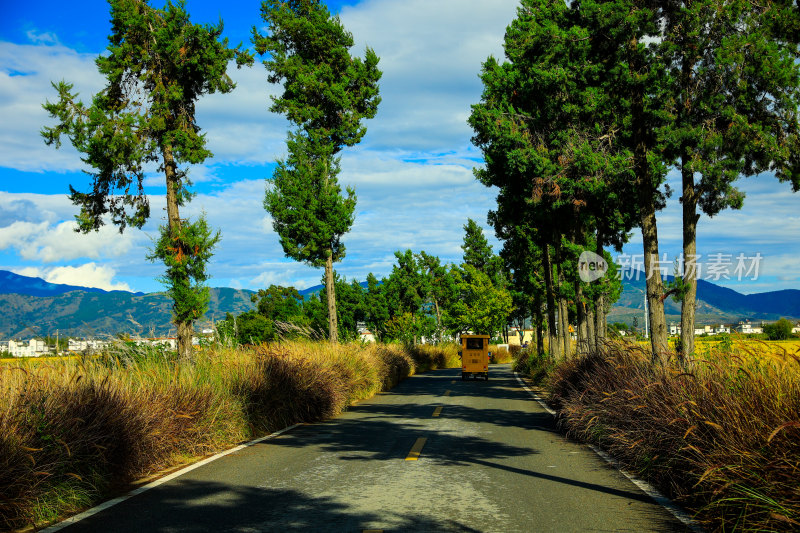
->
left=489, top=344, right=512, bottom=364
left=544, top=340, right=800, bottom=531
left=0, top=340, right=459, bottom=530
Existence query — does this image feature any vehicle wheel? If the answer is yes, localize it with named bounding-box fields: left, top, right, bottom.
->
left=485, top=374, right=489, bottom=381
left=461, top=372, right=466, bottom=380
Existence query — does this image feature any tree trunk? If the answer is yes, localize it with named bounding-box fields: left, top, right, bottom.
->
left=574, top=278, right=588, bottom=352
left=163, top=144, right=192, bottom=360
left=680, top=163, right=699, bottom=364
left=629, top=35, right=668, bottom=362
left=586, top=305, right=596, bottom=352
left=678, top=53, right=698, bottom=367
left=594, top=233, right=606, bottom=350
left=554, top=241, right=571, bottom=360
left=534, top=294, right=545, bottom=356
left=325, top=251, right=338, bottom=343
left=541, top=242, right=561, bottom=359
left=558, top=295, right=570, bottom=359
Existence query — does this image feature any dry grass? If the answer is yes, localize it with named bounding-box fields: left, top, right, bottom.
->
left=0, top=340, right=459, bottom=530
left=489, top=344, right=512, bottom=364
left=544, top=339, right=800, bottom=531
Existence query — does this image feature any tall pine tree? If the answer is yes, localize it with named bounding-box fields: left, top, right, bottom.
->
left=42, top=0, right=251, bottom=359
left=254, top=0, right=381, bottom=342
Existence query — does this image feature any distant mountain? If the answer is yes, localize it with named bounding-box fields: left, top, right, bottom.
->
left=298, top=281, right=370, bottom=300
left=0, top=270, right=140, bottom=297
left=609, top=271, right=800, bottom=325
left=1, top=269, right=797, bottom=338
left=0, top=270, right=255, bottom=338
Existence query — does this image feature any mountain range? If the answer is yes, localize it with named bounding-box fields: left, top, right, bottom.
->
left=608, top=272, right=800, bottom=326
left=0, top=270, right=257, bottom=338
left=0, top=269, right=798, bottom=338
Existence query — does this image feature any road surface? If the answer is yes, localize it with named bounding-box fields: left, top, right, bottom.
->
left=59, top=364, right=690, bottom=532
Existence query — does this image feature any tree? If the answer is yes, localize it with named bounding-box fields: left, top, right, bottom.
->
left=657, top=0, right=800, bottom=361
left=319, top=273, right=366, bottom=341
left=574, top=0, right=673, bottom=361
left=764, top=318, right=794, bottom=341
left=363, top=273, right=389, bottom=341
left=252, top=285, right=306, bottom=324
left=447, top=264, right=513, bottom=338
left=42, top=0, right=252, bottom=359
left=469, top=0, right=637, bottom=359
left=462, top=219, right=503, bottom=282
left=418, top=251, right=457, bottom=341
left=254, top=0, right=381, bottom=343
left=383, top=250, right=435, bottom=344
left=264, top=132, right=355, bottom=342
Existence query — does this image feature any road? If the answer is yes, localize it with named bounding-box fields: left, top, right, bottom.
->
left=59, top=365, right=690, bottom=532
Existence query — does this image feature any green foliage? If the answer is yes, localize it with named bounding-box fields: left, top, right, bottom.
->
left=462, top=218, right=503, bottom=283
left=318, top=273, right=368, bottom=341
left=764, top=318, right=794, bottom=341
left=264, top=132, right=356, bottom=267
left=255, top=0, right=382, bottom=265
left=42, top=0, right=251, bottom=233
left=253, top=0, right=381, bottom=152
left=363, top=273, right=389, bottom=341
left=252, top=285, right=306, bottom=324
left=41, top=0, right=252, bottom=356
left=384, top=312, right=434, bottom=346
left=219, top=284, right=328, bottom=345
left=447, top=264, right=513, bottom=338
left=148, top=215, right=220, bottom=323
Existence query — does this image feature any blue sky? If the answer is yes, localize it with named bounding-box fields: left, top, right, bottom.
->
left=1, top=0, right=798, bottom=295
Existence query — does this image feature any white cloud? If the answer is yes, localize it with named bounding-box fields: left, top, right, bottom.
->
left=13, top=262, right=131, bottom=291
left=25, top=30, right=60, bottom=45
left=0, top=194, right=143, bottom=263
left=0, top=41, right=105, bottom=172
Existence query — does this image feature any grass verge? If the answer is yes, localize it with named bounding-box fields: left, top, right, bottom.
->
left=0, top=340, right=460, bottom=530
left=516, top=340, right=800, bottom=532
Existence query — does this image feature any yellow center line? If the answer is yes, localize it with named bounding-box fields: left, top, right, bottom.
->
left=444, top=390, right=451, bottom=397
left=432, top=406, right=443, bottom=417
left=363, top=530, right=384, bottom=533
left=405, top=437, right=427, bottom=461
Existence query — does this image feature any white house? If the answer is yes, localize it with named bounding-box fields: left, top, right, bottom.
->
left=6, top=339, right=50, bottom=357
left=136, top=337, right=177, bottom=350
left=734, top=321, right=763, bottom=335
left=68, top=338, right=110, bottom=353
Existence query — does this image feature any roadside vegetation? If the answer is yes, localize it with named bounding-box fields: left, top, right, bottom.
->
left=0, top=340, right=460, bottom=530
left=514, top=340, right=800, bottom=532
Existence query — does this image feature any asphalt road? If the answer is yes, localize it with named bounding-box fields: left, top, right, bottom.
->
left=59, top=364, right=690, bottom=532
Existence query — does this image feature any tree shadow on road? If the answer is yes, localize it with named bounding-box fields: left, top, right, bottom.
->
left=61, top=479, right=484, bottom=533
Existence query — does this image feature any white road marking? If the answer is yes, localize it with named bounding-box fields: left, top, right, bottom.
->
left=40, top=423, right=304, bottom=532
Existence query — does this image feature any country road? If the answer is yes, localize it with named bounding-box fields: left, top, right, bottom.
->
left=56, top=365, right=691, bottom=532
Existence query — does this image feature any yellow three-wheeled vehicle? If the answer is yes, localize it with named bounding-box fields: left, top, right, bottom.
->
left=460, top=334, right=490, bottom=380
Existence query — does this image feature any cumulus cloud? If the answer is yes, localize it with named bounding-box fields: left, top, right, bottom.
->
left=0, top=196, right=143, bottom=263
left=13, top=262, right=132, bottom=291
